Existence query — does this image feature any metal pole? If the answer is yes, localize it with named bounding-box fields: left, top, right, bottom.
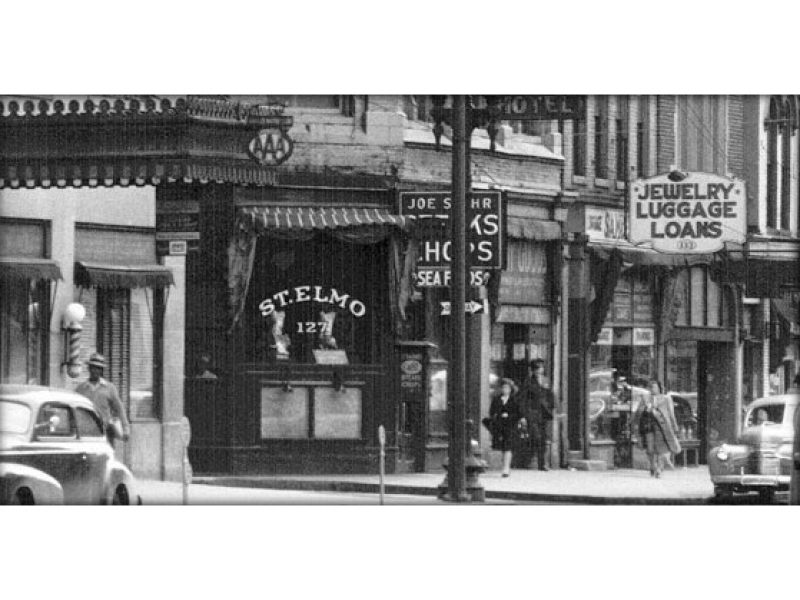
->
left=448, top=95, right=468, bottom=501
left=378, top=425, right=386, bottom=505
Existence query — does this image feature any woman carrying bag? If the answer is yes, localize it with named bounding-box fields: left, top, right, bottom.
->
left=485, top=378, right=525, bottom=478
left=632, top=380, right=681, bottom=478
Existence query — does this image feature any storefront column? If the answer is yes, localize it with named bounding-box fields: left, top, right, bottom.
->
left=567, top=233, right=590, bottom=458
left=763, top=302, right=771, bottom=397
left=161, top=253, right=186, bottom=481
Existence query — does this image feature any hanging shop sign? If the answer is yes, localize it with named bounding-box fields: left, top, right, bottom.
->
left=399, top=190, right=505, bottom=287
left=585, top=206, right=626, bottom=242
left=247, top=128, right=294, bottom=166
left=629, top=172, right=746, bottom=254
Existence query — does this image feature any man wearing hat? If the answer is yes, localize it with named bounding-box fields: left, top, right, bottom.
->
left=76, top=353, right=130, bottom=446
left=520, top=359, right=554, bottom=471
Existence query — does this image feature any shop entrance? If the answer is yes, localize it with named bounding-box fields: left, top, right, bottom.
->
left=698, top=341, right=736, bottom=457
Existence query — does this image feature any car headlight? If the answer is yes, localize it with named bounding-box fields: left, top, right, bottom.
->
left=716, top=445, right=730, bottom=461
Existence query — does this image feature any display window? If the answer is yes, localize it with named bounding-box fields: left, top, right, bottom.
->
left=240, top=233, right=390, bottom=366
left=0, top=279, right=49, bottom=385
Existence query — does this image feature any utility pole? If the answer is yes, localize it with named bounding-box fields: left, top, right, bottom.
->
left=447, top=95, right=469, bottom=501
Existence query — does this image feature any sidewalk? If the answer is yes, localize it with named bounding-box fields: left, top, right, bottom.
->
left=189, top=465, right=716, bottom=505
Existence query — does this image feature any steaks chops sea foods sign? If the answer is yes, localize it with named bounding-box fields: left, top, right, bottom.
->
left=628, top=172, right=746, bottom=254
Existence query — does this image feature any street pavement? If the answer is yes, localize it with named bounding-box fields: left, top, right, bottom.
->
left=137, top=480, right=521, bottom=505
left=185, top=464, right=722, bottom=505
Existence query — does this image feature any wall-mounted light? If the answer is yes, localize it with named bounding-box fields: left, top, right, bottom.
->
left=62, top=302, right=86, bottom=378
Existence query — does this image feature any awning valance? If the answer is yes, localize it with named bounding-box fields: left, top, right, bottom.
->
left=0, top=257, right=62, bottom=281
left=75, top=261, right=174, bottom=289
left=588, top=243, right=714, bottom=267
left=237, top=206, right=410, bottom=234
left=507, top=217, right=562, bottom=241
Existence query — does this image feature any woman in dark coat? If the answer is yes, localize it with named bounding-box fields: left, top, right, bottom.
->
left=487, top=378, right=524, bottom=477
left=632, top=380, right=682, bottom=478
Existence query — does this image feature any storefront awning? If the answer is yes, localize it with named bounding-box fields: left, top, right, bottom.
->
left=237, top=206, right=410, bottom=234
left=75, top=261, right=174, bottom=289
left=0, top=257, right=63, bottom=281
left=506, top=217, right=562, bottom=241
left=588, top=242, right=714, bottom=267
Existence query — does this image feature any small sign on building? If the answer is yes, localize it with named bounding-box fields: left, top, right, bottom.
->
left=629, top=171, right=746, bottom=254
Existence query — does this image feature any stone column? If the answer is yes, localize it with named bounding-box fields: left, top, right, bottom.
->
left=161, top=254, right=186, bottom=481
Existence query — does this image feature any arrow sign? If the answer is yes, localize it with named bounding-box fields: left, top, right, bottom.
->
left=440, top=300, right=488, bottom=315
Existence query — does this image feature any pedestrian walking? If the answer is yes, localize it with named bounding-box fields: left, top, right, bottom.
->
left=520, top=359, right=554, bottom=471
left=485, top=378, right=524, bottom=478
left=632, top=380, right=681, bottom=477
left=75, top=353, right=130, bottom=447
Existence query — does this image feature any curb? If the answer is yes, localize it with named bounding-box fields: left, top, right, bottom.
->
left=192, top=477, right=713, bottom=505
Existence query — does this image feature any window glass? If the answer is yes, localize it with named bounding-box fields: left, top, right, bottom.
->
left=746, top=403, right=787, bottom=427
left=75, top=407, right=104, bottom=438
left=314, top=387, right=362, bottom=439
left=261, top=387, right=308, bottom=439
left=1, top=279, right=48, bottom=385
left=130, top=288, right=156, bottom=419
left=37, top=404, right=76, bottom=437
left=0, top=400, right=32, bottom=434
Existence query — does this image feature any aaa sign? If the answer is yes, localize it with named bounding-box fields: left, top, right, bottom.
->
left=628, top=172, right=746, bottom=254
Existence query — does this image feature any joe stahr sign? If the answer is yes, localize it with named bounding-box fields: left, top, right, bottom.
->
left=399, top=190, right=504, bottom=287
left=628, top=171, right=746, bottom=253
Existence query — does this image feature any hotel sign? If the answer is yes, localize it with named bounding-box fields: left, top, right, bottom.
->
left=629, top=172, right=746, bottom=254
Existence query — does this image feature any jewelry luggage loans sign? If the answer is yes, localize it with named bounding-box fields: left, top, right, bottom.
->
left=628, top=172, right=746, bottom=253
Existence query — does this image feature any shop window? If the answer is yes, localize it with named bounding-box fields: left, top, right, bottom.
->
left=259, top=385, right=363, bottom=440
left=0, top=279, right=49, bottom=385
left=76, top=287, right=160, bottom=420
left=674, top=267, right=730, bottom=329
left=242, top=234, right=389, bottom=366
left=261, top=387, right=309, bottom=439
left=314, top=387, right=362, bottom=439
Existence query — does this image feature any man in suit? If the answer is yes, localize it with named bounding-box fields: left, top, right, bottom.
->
left=520, top=359, right=554, bottom=471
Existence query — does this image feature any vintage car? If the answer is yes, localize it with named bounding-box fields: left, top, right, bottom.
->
left=791, top=394, right=800, bottom=505
left=708, top=393, right=799, bottom=502
left=0, top=384, right=141, bottom=505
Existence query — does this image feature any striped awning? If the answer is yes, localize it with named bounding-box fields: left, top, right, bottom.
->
left=75, top=261, right=174, bottom=289
left=0, top=257, right=62, bottom=281
left=238, top=206, right=410, bottom=233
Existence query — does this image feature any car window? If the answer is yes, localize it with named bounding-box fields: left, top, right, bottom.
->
left=746, top=404, right=785, bottom=427
left=75, top=407, right=105, bottom=438
left=0, top=400, right=32, bottom=434
left=36, top=404, right=76, bottom=438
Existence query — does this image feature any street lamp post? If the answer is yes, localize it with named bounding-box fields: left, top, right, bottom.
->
left=430, top=96, right=503, bottom=502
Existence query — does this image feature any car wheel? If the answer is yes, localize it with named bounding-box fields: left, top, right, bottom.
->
left=12, top=487, right=35, bottom=505
left=112, top=485, right=130, bottom=505
left=758, top=488, right=775, bottom=504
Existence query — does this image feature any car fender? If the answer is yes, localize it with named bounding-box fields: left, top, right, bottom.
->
left=101, top=460, right=139, bottom=505
left=0, top=463, right=65, bottom=505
